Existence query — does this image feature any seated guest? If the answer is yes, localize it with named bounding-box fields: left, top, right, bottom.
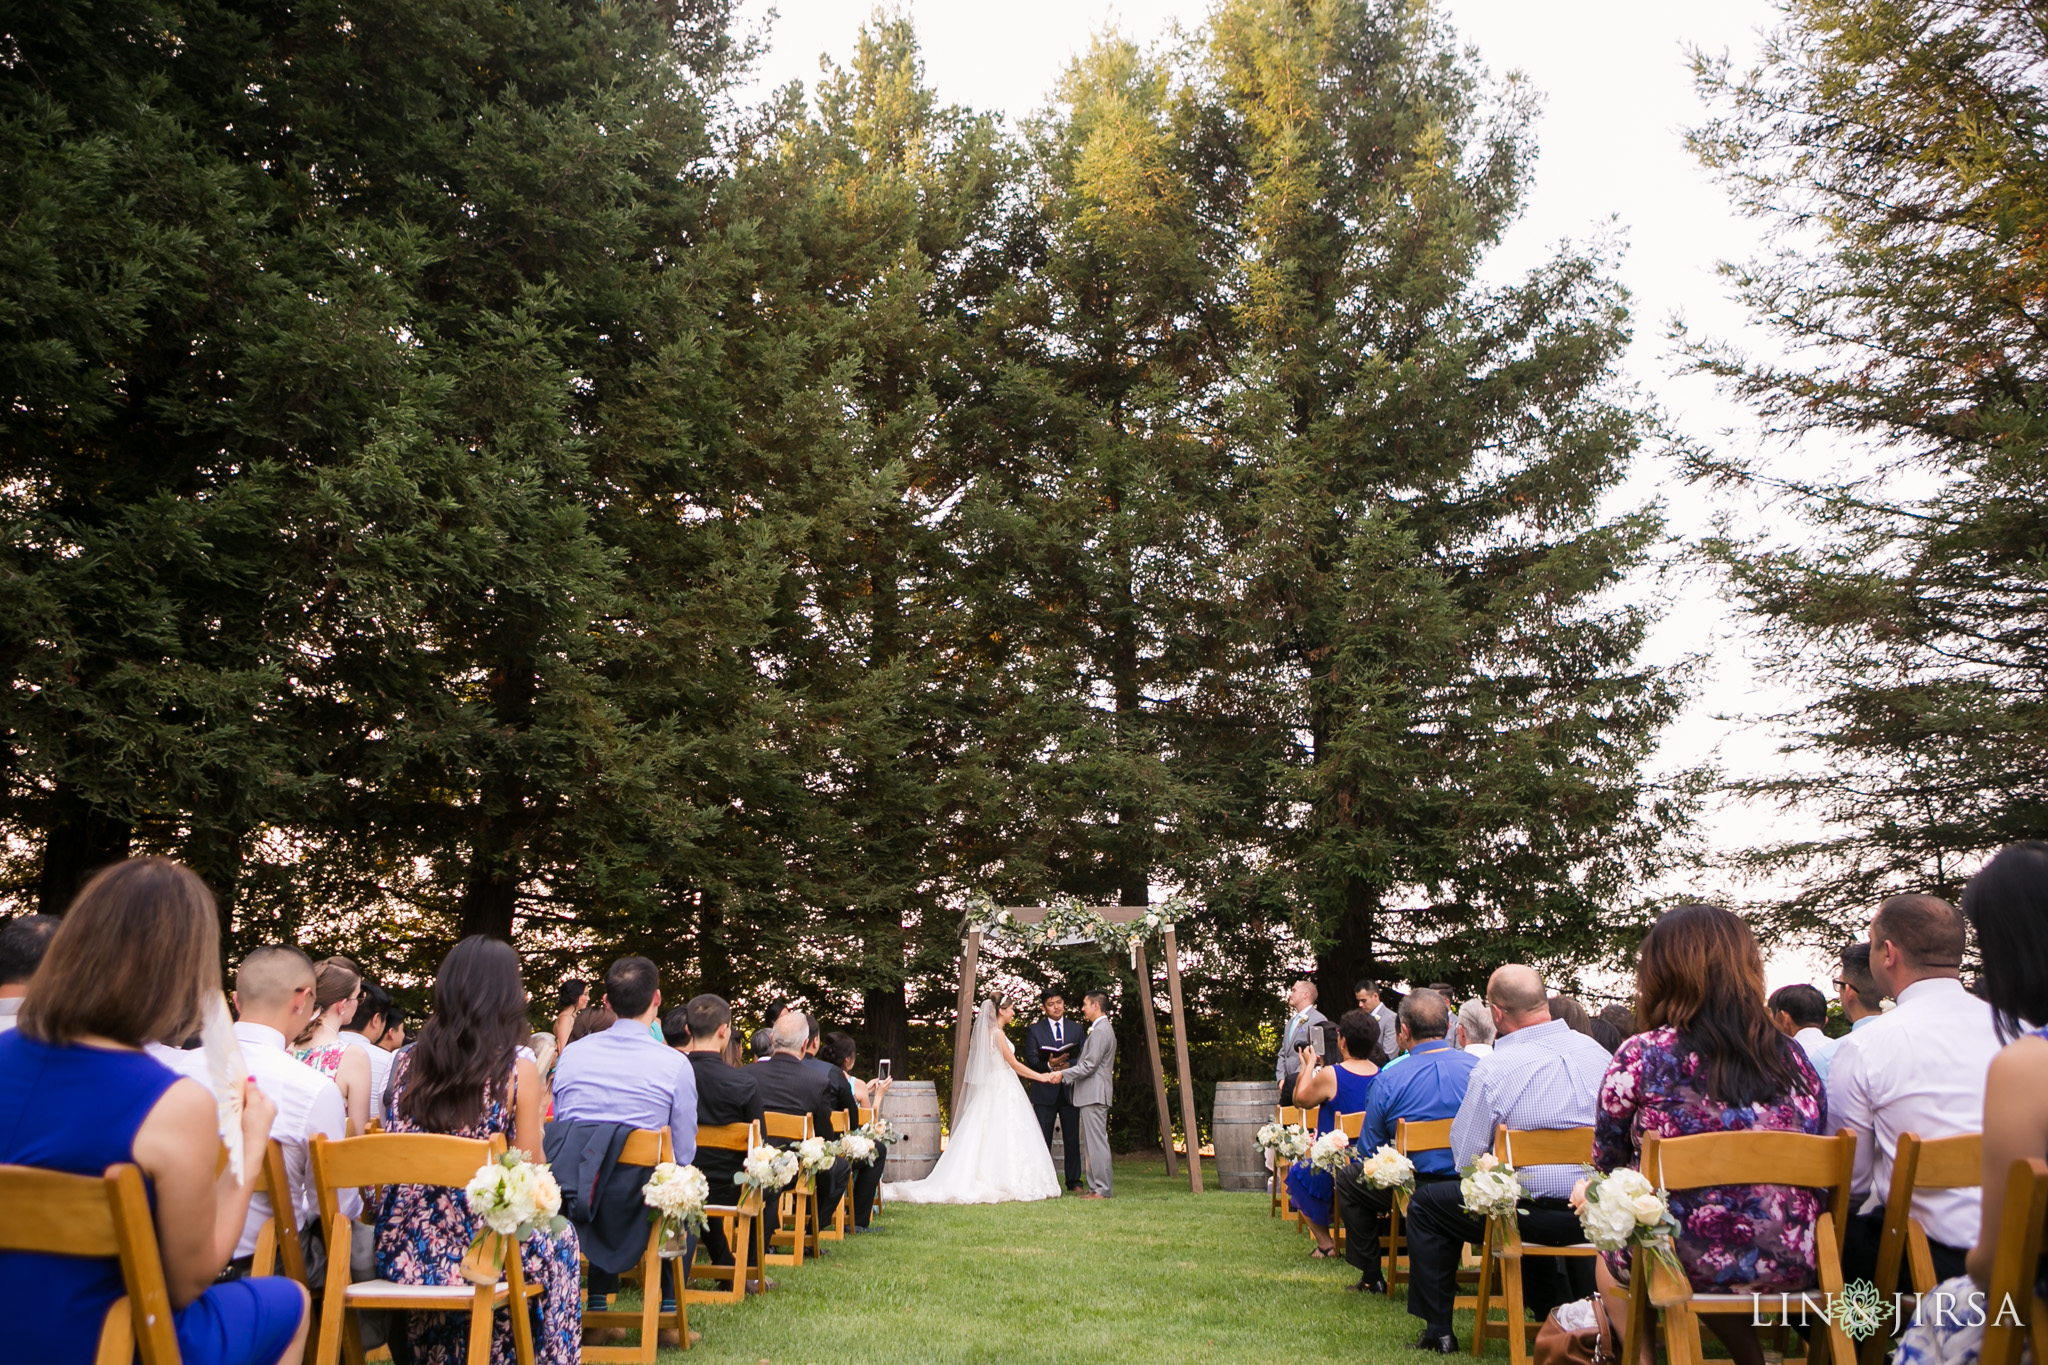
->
left=1590, top=904, right=1826, bottom=1365
left=1837, top=942, right=1883, bottom=1032
left=819, top=1031, right=886, bottom=1230
left=0, top=912, right=57, bottom=1033
left=377, top=937, right=580, bottom=1365
left=754, top=1013, right=847, bottom=1231
left=1596, top=1003, right=1637, bottom=1040
left=662, top=1006, right=691, bottom=1051
left=683, top=994, right=766, bottom=1287
left=1767, top=982, right=1837, bottom=1083
left=1286, top=1013, right=1384, bottom=1259
left=568, top=1004, right=617, bottom=1045
left=290, top=960, right=371, bottom=1135
left=1548, top=994, right=1597, bottom=1039
left=1407, top=966, right=1609, bottom=1354
left=1895, top=842, right=2048, bottom=1363
left=1340, top=991, right=1476, bottom=1292
left=1832, top=893, right=2000, bottom=1287
left=0, top=857, right=309, bottom=1365
left=750, top=1026, right=774, bottom=1061
left=552, top=978, right=588, bottom=1057
left=549, top=956, right=698, bottom=1342
left=228, top=946, right=360, bottom=1275
left=338, top=980, right=396, bottom=1123
left=374, top=1001, right=408, bottom=1051
left=1587, top=1017, right=1623, bottom=1053
left=800, top=1014, right=856, bottom=1236
left=1455, top=996, right=1495, bottom=1056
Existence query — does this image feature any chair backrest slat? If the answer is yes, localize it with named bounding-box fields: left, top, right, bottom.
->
left=1338, top=1112, right=1365, bottom=1140
left=1902, top=1131, right=1983, bottom=1190
left=1495, top=1126, right=1595, bottom=1168
left=762, top=1112, right=811, bottom=1143
left=1982, top=1158, right=2048, bottom=1365
left=0, top=1165, right=120, bottom=1255
left=830, top=1112, right=849, bottom=1134
left=614, top=1128, right=670, bottom=1169
left=309, top=1132, right=505, bottom=1227
left=696, top=1122, right=757, bottom=1153
left=1644, top=1129, right=1855, bottom=1193
left=1396, top=1118, right=1453, bottom=1155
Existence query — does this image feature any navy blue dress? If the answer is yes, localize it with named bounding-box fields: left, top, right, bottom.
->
left=0, top=1029, right=305, bottom=1365
left=1285, top=1064, right=1378, bottom=1228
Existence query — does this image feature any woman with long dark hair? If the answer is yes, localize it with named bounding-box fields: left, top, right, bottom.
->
left=376, top=937, right=579, bottom=1365
left=1589, top=903, right=1826, bottom=1365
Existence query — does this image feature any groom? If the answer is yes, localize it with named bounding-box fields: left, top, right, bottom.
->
left=1056, top=990, right=1117, bottom=1199
left=1023, top=990, right=1085, bottom=1192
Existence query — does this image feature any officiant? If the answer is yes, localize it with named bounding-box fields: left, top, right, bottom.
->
left=1023, top=989, right=1085, bottom=1193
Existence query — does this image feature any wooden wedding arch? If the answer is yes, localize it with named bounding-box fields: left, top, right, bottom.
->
left=951, top=904, right=1205, bottom=1194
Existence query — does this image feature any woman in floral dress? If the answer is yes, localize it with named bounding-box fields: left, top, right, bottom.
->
left=376, top=937, right=580, bottom=1365
left=291, top=959, right=372, bottom=1134
left=1590, top=903, right=1826, bottom=1365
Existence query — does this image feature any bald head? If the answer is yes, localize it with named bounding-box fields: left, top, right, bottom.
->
left=770, top=1012, right=808, bottom=1055
left=234, top=944, right=316, bottom=1034
left=1487, top=965, right=1551, bottom=1033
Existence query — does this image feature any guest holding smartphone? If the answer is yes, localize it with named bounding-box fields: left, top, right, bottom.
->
left=1286, top=1011, right=1386, bottom=1258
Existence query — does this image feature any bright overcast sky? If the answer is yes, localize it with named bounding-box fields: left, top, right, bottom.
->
left=733, top=1, right=1843, bottom=985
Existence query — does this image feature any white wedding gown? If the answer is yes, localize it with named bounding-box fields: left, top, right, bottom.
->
left=882, top=1001, right=1062, bottom=1205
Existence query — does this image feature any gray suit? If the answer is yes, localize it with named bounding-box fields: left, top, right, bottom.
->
left=1061, top=1016, right=1117, bottom=1196
left=1276, top=1006, right=1328, bottom=1102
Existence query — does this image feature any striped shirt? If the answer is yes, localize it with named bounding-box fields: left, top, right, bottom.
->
left=1449, top=1017, right=1610, bottom=1198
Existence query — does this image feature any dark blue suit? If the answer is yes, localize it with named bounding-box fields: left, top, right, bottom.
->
left=1023, top=1015, right=1085, bottom=1189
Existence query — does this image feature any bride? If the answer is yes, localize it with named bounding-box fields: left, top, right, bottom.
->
left=883, top=999, right=1063, bottom=1204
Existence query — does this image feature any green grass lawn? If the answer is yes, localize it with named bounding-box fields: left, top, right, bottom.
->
left=646, top=1157, right=1522, bottom=1365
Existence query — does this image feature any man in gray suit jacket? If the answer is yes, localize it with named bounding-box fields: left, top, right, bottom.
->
left=1057, top=989, right=1118, bottom=1198
left=1275, top=979, right=1328, bottom=1105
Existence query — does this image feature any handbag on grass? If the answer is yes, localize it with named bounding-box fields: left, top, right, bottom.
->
left=1533, top=1294, right=1617, bottom=1365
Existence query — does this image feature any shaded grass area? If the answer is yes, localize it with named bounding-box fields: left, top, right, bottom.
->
left=642, top=1157, right=1521, bottom=1365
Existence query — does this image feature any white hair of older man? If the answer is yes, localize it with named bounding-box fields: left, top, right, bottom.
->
left=1458, top=996, right=1496, bottom=1045
left=770, top=1012, right=809, bottom=1053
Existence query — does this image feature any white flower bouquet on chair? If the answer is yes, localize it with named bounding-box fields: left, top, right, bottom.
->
left=794, top=1135, right=835, bottom=1181
left=641, top=1161, right=711, bottom=1258
left=1459, top=1152, right=1526, bottom=1221
left=737, top=1145, right=801, bottom=1197
left=1256, top=1122, right=1313, bottom=1163
left=837, top=1132, right=879, bottom=1167
left=461, top=1149, right=566, bottom=1284
left=1354, top=1144, right=1418, bottom=1209
left=1305, top=1129, right=1355, bottom=1175
left=1574, top=1167, right=1681, bottom=1274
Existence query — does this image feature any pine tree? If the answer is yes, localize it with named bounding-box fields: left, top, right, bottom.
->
left=1686, top=0, right=2048, bottom=932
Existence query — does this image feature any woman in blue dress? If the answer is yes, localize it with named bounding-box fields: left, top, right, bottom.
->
left=1286, top=1010, right=1385, bottom=1258
left=0, top=857, right=309, bottom=1365
left=1895, top=842, right=2048, bottom=1365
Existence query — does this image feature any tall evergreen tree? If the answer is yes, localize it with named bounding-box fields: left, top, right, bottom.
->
left=1204, top=0, right=1694, bottom=993
left=1687, top=0, right=2048, bottom=933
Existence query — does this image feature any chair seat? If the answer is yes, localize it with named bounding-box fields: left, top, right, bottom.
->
left=344, top=1278, right=536, bottom=1308
left=1515, top=1242, right=1599, bottom=1254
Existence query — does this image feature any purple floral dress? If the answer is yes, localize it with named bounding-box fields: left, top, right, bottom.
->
left=1594, top=1026, right=1827, bottom=1294
left=375, top=1051, right=581, bottom=1365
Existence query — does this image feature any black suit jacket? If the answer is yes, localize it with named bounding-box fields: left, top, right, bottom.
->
left=1023, top=1016, right=1084, bottom=1108
left=752, top=1052, right=838, bottom=1147
left=686, top=1050, right=763, bottom=1202
left=801, top=1055, right=858, bottom=1132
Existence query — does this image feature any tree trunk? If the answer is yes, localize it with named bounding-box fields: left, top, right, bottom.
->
left=1315, top=875, right=1382, bottom=1011
left=458, top=864, right=520, bottom=941
left=37, top=783, right=132, bottom=915
left=457, top=653, right=536, bottom=943
left=696, top=887, right=733, bottom=999
left=861, top=983, right=909, bottom=1080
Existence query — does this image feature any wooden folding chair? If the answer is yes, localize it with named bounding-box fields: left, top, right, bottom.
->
left=683, top=1122, right=764, bottom=1305
left=1386, top=1117, right=1453, bottom=1298
left=580, top=1127, right=690, bottom=1360
left=820, top=1111, right=849, bottom=1243
left=0, top=1162, right=183, bottom=1365
left=761, top=1113, right=815, bottom=1266
left=1857, top=1131, right=1983, bottom=1365
left=250, top=1137, right=312, bottom=1286
left=1620, top=1129, right=1856, bottom=1365
left=1328, top=1112, right=1366, bottom=1251
left=1980, top=1158, right=2048, bottom=1365
left=1274, top=1104, right=1307, bottom=1220
left=1470, top=1127, right=1597, bottom=1364
left=309, top=1132, right=539, bottom=1365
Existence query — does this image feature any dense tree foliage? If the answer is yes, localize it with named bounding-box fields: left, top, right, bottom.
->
left=2, top=0, right=1685, bottom=1126
left=1687, top=0, right=2048, bottom=938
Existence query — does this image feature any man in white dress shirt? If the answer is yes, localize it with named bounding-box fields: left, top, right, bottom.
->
left=337, top=980, right=395, bottom=1121
left=227, top=944, right=359, bottom=1273
left=0, top=914, right=57, bottom=1033
left=1830, top=894, right=2000, bottom=1287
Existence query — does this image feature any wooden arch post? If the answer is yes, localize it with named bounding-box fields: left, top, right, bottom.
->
left=952, top=905, right=1204, bottom=1194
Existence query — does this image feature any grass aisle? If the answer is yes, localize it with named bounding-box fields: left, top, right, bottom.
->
left=656, top=1157, right=1514, bottom=1365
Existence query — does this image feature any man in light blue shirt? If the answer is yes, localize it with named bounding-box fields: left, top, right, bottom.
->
left=1336, top=989, right=1476, bottom=1292
left=551, top=956, right=697, bottom=1332
left=1769, top=983, right=1837, bottom=1083
left=1405, top=966, right=1608, bottom=1354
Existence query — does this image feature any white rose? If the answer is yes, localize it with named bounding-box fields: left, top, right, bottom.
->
left=1630, top=1193, right=1667, bottom=1226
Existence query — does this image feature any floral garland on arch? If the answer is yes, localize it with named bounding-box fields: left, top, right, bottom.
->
left=965, top=891, right=1192, bottom=968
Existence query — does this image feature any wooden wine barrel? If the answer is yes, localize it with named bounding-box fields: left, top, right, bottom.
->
left=1213, top=1080, right=1280, bottom=1191
left=879, top=1080, right=942, bottom=1184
